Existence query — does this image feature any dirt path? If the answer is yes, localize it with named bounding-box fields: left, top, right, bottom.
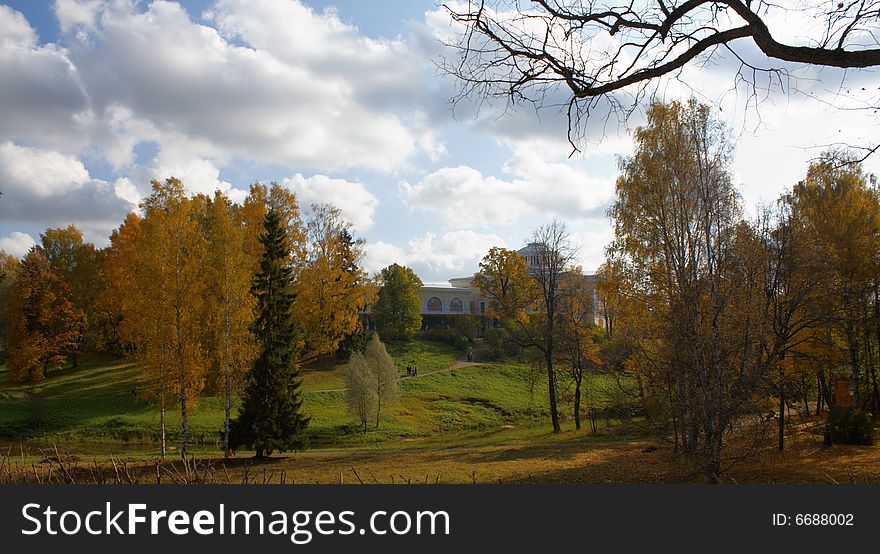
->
left=309, top=356, right=480, bottom=394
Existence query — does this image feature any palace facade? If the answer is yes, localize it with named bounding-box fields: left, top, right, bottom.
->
left=416, top=243, right=604, bottom=328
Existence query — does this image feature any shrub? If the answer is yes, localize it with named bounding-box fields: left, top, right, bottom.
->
left=422, top=327, right=470, bottom=349
left=828, top=406, right=874, bottom=445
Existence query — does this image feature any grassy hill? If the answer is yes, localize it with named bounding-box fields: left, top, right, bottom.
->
left=0, top=339, right=625, bottom=456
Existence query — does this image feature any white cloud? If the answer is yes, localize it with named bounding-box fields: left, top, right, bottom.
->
left=0, top=141, right=90, bottom=197
left=568, top=226, right=615, bottom=274
left=281, top=173, right=379, bottom=231
left=0, top=6, right=91, bottom=152
left=127, top=145, right=234, bottom=199
left=0, top=141, right=135, bottom=244
left=363, top=230, right=507, bottom=279
left=55, top=0, right=434, bottom=174
left=0, top=4, right=36, bottom=44
left=54, top=0, right=104, bottom=33
left=0, top=231, right=36, bottom=258
left=401, top=149, right=615, bottom=230
left=362, top=241, right=408, bottom=275
left=407, top=230, right=507, bottom=275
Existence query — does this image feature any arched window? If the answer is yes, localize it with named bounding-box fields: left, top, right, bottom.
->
left=427, top=297, right=442, bottom=312
left=449, top=297, right=464, bottom=313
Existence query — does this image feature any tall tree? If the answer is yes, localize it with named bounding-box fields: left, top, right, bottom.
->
left=230, top=208, right=310, bottom=458
left=373, top=264, right=423, bottom=340
left=556, top=270, right=603, bottom=430
left=609, top=100, right=762, bottom=480
left=204, top=191, right=257, bottom=456
left=101, top=212, right=175, bottom=454
left=788, top=152, right=880, bottom=411
left=754, top=200, right=826, bottom=450
left=137, top=178, right=208, bottom=459
left=529, top=221, right=578, bottom=434
left=295, top=204, right=377, bottom=356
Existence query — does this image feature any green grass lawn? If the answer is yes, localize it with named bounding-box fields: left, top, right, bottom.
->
left=299, top=338, right=462, bottom=392
left=0, top=340, right=630, bottom=456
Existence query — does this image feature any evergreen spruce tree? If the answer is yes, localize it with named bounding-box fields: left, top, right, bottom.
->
left=230, top=208, right=309, bottom=457
left=335, top=228, right=367, bottom=359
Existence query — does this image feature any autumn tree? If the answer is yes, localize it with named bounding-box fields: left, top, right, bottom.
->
left=473, top=234, right=574, bottom=433
left=555, top=270, right=603, bottom=430
left=115, top=179, right=208, bottom=459
left=204, top=191, right=257, bottom=455
left=788, top=152, right=880, bottom=413
left=529, top=221, right=578, bottom=434
left=295, top=204, right=377, bottom=357
left=5, top=250, right=83, bottom=383
left=373, top=264, right=423, bottom=340
left=35, top=225, right=105, bottom=361
left=472, top=246, right=537, bottom=321
left=609, top=99, right=764, bottom=480
left=100, top=212, right=177, bottom=453
left=0, top=252, right=18, bottom=360
left=241, top=182, right=307, bottom=277
left=444, top=1, right=880, bottom=150
left=230, top=209, right=310, bottom=458
left=754, top=199, right=826, bottom=450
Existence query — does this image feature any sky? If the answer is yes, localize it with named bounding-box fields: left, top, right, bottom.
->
left=0, top=0, right=877, bottom=281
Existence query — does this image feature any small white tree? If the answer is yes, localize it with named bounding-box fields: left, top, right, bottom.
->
left=364, top=333, right=398, bottom=429
left=345, top=351, right=377, bottom=433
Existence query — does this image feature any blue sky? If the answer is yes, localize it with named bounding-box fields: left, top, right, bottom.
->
left=0, top=1, right=876, bottom=280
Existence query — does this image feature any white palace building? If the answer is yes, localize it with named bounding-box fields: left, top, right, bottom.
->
left=416, top=243, right=604, bottom=327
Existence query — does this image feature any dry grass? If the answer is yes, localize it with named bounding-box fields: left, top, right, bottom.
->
left=2, top=419, right=877, bottom=484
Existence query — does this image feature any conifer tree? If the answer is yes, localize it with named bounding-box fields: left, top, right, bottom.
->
left=230, top=208, right=309, bottom=457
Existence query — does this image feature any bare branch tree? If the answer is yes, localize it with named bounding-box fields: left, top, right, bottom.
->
left=530, top=220, right=579, bottom=433
left=441, top=0, right=880, bottom=150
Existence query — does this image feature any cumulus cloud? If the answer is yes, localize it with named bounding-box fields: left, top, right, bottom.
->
left=0, top=5, right=91, bottom=152
left=281, top=174, right=379, bottom=231
left=363, top=230, right=507, bottom=279
left=55, top=0, right=434, bottom=174
left=362, top=241, right=408, bottom=275
left=0, top=141, right=135, bottom=244
left=0, top=141, right=90, bottom=197
left=401, top=149, right=615, bottom=230
left=123, top=137, right=236, bottom=201
left=0, top=231, right=36, bottom=258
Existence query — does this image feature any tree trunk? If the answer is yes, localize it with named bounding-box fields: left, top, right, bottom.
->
left=158, top=364, right=166, bottom=459
left=546, top=347, right=561, bottom=433
left=223, top=307, right=231, bottom=456
left=801, top=376, right=810, bottom=417
left=844, top=317, right=861, bottom=409
left=176, top=283, right=188, bottom=459
left=180, top=388, right=187, bottom=459
left=376, top=382, right=382, bottom=429
left=573, top=376, right=582, bottom=430
left=778, top=358, right=785, bottom=451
